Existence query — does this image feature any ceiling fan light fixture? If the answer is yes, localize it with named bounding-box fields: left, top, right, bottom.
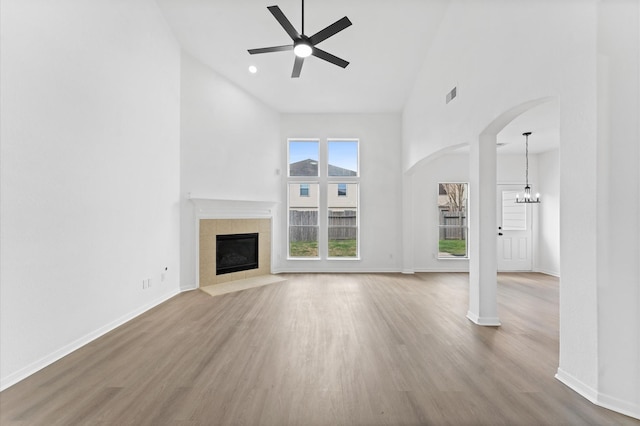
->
left=248, top=1, right=351, bottom=77
left=294, top=41, right=312, bottom=58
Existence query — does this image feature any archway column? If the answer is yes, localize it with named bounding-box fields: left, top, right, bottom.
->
left=401, top=172, right=415, bottom=274
left=467, top=132, right=501, bottom=326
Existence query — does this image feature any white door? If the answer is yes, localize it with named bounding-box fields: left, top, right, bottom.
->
left=497, top=185, right=533, bottom=271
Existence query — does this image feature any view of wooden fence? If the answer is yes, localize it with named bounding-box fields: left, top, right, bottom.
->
left=439, top=211, right=467, bottom=240
left=289, top=210, right=357, bottom=242
left=289, top=210, right=318, bottom=242
left=328, top=210, right=357, bottom=240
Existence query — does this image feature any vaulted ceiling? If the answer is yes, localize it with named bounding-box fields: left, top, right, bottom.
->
left=156, top=0, right=450, bottom=114
left=156, top=0, right=559, bottom=153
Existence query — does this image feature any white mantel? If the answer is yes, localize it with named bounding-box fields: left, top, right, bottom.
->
left=189, top=195, right=278, bottom=219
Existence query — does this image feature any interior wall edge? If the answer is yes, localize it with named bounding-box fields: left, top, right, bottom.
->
left=0, top=289, right=181, bottom=392
left=556, top=368, right=640, bottom=421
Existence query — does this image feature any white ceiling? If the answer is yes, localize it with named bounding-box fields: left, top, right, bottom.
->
left=156, top=0, right=560, bottom=153
left=496, top=99, right=560, bottom=154
left=156, top=0, right=450, bottom=113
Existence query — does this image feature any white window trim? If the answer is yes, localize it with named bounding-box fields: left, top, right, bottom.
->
left=327, top=139, right=360, bottom=260
left=437, top=182, right=469, bottom=260
left=287, top=138, right=360, bottom=260
left=287, top=181, right=320, bottom=260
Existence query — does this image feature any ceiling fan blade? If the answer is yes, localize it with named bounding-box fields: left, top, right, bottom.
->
left=267, top=5, right=300, bottom=40
left=309, top=16, right=352, bottom=45
left=248, top=45, right=293, bottom=55
left=311, top=47, right=349, bottom=68
left=292, top=56, right=304, bottom=78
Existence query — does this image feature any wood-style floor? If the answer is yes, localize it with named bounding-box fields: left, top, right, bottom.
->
left=1, top=273, right=638, bottom=425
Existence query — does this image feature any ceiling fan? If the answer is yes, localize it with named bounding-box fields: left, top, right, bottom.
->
left=248, top=0, right=352, bottom=78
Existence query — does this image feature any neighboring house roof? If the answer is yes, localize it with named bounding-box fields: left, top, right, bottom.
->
left=328, top=163, right=357, bottom=177
left=289, top=159, right=356, bottom=176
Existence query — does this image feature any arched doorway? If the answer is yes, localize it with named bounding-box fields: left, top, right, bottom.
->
left=467, top=96, right=557, bottom=326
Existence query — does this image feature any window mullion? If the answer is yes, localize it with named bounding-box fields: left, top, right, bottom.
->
left=318, top=139, right=328, bottom=259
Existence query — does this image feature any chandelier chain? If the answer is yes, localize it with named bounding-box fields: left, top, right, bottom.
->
left=525, top=133, right=529, bottom=186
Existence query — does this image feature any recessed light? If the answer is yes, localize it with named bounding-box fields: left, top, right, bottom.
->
left=248, top=65, right=258, bottom=74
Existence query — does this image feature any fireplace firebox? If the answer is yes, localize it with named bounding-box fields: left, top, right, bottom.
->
left=216, top=233, right=259, bottom=275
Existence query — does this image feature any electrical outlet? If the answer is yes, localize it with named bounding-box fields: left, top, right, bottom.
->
left=148, top=278, right=152, bottom=288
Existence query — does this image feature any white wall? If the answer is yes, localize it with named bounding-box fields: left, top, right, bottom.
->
left=279, top=114, right=402, bottom=272
left=0, top=0, right=181, bottom=389
left=536, top=149, right=560, bottom=277
left=402, top=1, right=585, bottom=171
left=180, top=52, right=282, bottom=289
left=596, top=0, right=640, bottom=416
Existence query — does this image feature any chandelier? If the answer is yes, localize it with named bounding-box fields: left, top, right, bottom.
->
left=516, top=132, right=540, bottom=203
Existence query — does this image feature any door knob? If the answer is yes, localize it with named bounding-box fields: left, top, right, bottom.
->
left=498, top=233, right=503, bottom=236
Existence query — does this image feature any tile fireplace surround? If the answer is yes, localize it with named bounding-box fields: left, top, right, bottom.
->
left=190, top=198, right=277, bottom=286
left=200, top=218, right=270, bottom=285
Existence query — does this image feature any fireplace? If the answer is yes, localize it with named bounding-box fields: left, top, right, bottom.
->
left=193, top=199, right=274, bottom=286
left=216, top=233, right=259, bottom=275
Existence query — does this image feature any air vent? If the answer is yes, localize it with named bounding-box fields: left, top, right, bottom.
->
left=446, top=86, right=457, bottom=104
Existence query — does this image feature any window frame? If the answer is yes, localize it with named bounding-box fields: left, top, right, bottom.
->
left=326, top=139, right=360, bottom=260
left=437, top=182, right=469, bottom=260
left=286, top=138, right=360, bottom=260
left=288, top=139, right=320, bottom=178
left=287, top=181, right=320, bottom=260
left=287, top=139, right=321, bottom=260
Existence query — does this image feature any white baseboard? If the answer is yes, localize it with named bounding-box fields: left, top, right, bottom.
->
left=271, top=268, right=471, bottom=276
left=598, top=392, right=640, bottom=420
left=466, top=311, right=501, bottom=326
left=0, top=289, right=181, bottom=392
left=556, top=368, right=640, bottom=420
left=534, top=268, right=560, bottom=277
left=273, top=267, right=402, bottom=274
left=555, top=368, right=599, bottom=404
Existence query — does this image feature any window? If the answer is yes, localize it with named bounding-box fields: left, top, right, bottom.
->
left=289, top=140, right=319, bottom=177
left=287, top=139, right=359, bottom=259
left=438, top=183, right=468, bottom=259
left=328, top=183, right=358, bottom=257
left=501, top=191, right=526, bottom=230
left=328, top=141, right=358, bottom=176
left=327, top=141, right=359, bottom=258
left=289, top=183, right=319, bottom=258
